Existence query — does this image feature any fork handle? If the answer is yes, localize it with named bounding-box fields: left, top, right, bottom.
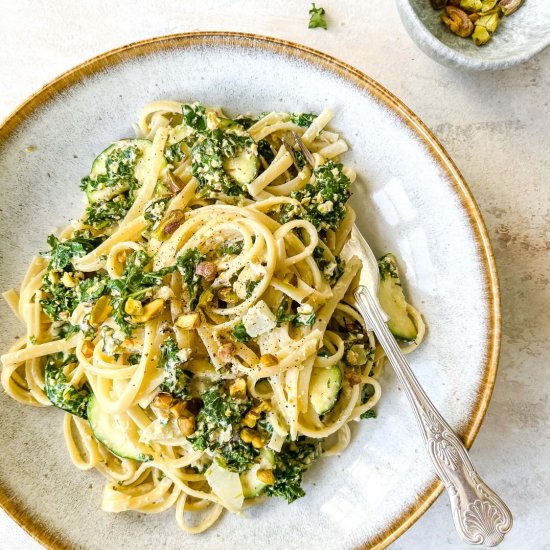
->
left=354, top=285, right=513, bottom=546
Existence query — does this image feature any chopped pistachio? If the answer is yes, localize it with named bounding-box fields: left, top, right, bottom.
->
left=441, top=7, right=474, bottom=37
left=217, top=287, right=240, bottom=304
left=481, top=0, right=498, bottom=11
left=472, top=25, right=491, bottom=44
left=90, top=295, right=113, bottom=326
left=499, top=0, right=523, bottom=16
left=256, top=469, right=275, bottom=485
left=152, top=209, right=185, bottom=241
left=152, top=392, right=175, bottom=410
left=175, top=312, right=201, bottom=329
left=459, top=0, right=482, bottom=12
left=131, top=298, right=164, bottom=323
left=124, top=297, right=143, bottom=316
left=61, top=272, right=76, bottom=288
left=476, top=12, right=499, bottom=32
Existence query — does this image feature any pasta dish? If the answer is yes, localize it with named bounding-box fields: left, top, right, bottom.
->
left=1, top=102, right=424, bottom=533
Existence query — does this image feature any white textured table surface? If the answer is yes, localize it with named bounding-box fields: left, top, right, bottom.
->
left=0, top=1, right=548, bottom=549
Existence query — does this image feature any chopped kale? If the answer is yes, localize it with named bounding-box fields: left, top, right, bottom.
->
left=217, top=440, right=259, bottom=474
left=182, top=103, right=207, bottom=131
left=176, top=248, right=206, bottom=310
left=282, top=161, right=351, bottom=231
left=275, top=297, right=316, bottom=327
left=127, top=353, right=142, bottom=365
left=191, top=129, right=255, bottom=197
left=84, top=193, right=133, bottom=229
left=245, top=280, right=259, bottom=299
left=144, top=197, right=170, bottom=224
left=44, top=353, right=91, bottom=418
left=231, top=322, right=251, bottom=343
left=45, top=231, right=105, bottom=271
left=290, top=113, right=318, bottom=127
left=378, top=253, right=399, bottom=281
left=164, top=141, right=186, bottom=164
left=258, top=139, right=275, bottom=164
left=266, top=439, right=322, bottom=503
left=108, top=250, right=176, bottom=335
left=308, top=3, right=328, bottom=30
left=360, top=384, right=377, bottom=419
left=40, top=275, right=79, bottom=322
left=313, top=246, right=345, bottom=284
left=83, top=144, right=142, bottom=193
left=188, top=382, right=251, bottom=451
left=233, top=117, right=256, bottom=130
left=158, top=337, right=193, bottom=399
left=218, top=241, right=244, bottom=256
left=76, top=274, right=109, bottom=303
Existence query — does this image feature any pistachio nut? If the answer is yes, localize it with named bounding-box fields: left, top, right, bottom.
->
left=472, top=25, right=491, bottom=44
left=499, top=0, right=523, bottom=16
left=459, top=0, right=482, bottom=12
left=441, top=6, right=474, bottom=37
left=152, top=209, right=185, bottom=241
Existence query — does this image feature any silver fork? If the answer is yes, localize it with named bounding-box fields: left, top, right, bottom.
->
left=290, top=133, right=512, bottom=546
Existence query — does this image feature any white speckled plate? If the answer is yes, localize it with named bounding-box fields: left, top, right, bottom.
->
left=0, top=33, right=500, bottom=550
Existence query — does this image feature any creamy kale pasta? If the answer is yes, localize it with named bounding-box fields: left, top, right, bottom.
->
left=1, top=102, right=424, bottom=532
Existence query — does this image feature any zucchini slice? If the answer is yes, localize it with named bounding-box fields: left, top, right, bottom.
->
left=223, top=149, right=259, bottom=185
left=86, top=139, right=152, bottom=203
left=378, top=253, right=418, bottom=342
left=87, top=395, right=153, bottom=462
left=309, top=365, right=342, bottom=415
left=240, top=448, right=275, bottom=499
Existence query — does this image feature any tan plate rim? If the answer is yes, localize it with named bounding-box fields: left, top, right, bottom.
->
left=0, top=32, right=501, bottom=550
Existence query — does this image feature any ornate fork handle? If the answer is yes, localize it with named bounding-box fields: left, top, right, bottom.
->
left=355, top=286, right=512, bottom=546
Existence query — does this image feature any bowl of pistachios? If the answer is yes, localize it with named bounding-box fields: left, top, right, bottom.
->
left=396, top=0, right=550, bottom=70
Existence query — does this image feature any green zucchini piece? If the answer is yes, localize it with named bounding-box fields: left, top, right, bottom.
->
left=86, top=139, right=152, bottom=203
left=223, top=149, right=259, bottom=185
left=87, top=394, right=153, bottom=462
left=378, top=253, right=418, bottom=342
left=309, top=365, right=342, bottom=415
left=240, top=448, right=275, bottom=499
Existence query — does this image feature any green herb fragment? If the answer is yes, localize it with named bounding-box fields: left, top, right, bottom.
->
left=108, top=250, right=176, bottom=335
left=182, top=103, right=207, bottom=131
left=218, top=241, right=244, bottom=256
left=308, top=3, right=328, bottom=30
left=217, top=440, right=259, bottom=474
left=188, top=382, right=252, bottom=452
left=231, top=322, right=251, bottom=343
left=290, top=113, right=318, bottom=127
left=144, top=197, right=170, bottom=224
left=245, top=280, right=260, bottom=299
left=45, top=231, right=105, bottom=271
left=164, top=141, right=186, bottom=164
left=176, top=248, right=206, bottom=310
left=281, top=161, right=351, bottom=231
left=44, top=353, right=91, bottom=418
left=266, top=439, right=322, bottom=503
left=158, top=338, right=193, bottom=399
left=84, top=194, right=133, bottom=229
left=258, top=139, right=275, bottom=164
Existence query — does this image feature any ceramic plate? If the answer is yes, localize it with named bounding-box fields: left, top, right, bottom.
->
left=0, top=33, right=500, bottom=550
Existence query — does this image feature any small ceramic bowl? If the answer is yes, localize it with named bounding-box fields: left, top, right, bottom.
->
left=396, top=0, right=550, bottom=70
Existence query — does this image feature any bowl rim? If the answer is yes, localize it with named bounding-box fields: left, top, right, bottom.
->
left=395, top=0, right=550, bottom=70
left=0, top=31, right=501, bottom=550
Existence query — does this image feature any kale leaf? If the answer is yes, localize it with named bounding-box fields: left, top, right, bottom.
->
left=45, top=231, right=105, bottom=271
left=191, top=129, right=254, bottom=197
left=290, top=113, right=318, bottom=127
left=176, top=248, right=206, bottom=310
left=313, top=246, right=345, bottom=284
left=231, top=322, right=251, bottom=343
left=308, top=3, right=328, bottom=30
left=182, top=103, right=207, bottom=131
left=188, top=382, right=251, bottom=452
left=158, top=337, right=193, bottom=399
left=108, top=250, right=176, bottom=335
left=84, top=193, right=133, bottom=229
left=282, top=161, right=351, bottom=231
left=266, top=439, right=322, bottom=503
left=44, top=353, right=91, bottom=418
left=217, top=440, right=259, bottom=474
left=218, top=241, right=244, bottom=257
left=275, top=297, right=316, bottom=327
left=164, top=141, right=186, bottom=164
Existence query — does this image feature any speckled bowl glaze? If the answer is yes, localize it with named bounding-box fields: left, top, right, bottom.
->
left=0, top=33, right=501, bottom=550
left=396, top=0, right=550, bottom=70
